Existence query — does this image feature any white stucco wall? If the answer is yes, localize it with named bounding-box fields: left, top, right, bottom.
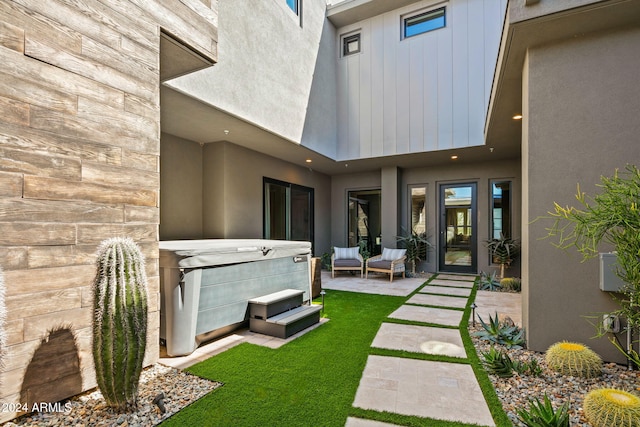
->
left=166, top=0, right=337, bottom=158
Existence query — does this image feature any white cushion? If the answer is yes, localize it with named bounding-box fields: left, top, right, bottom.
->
left=334, top=247, right=359, bottom=260
left=381, top=248, right=406, bottom=261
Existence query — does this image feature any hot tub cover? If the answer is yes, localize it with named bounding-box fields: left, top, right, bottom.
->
left=159, top=239, right=312, bottom=269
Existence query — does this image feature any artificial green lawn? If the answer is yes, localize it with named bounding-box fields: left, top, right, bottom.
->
left=160, top=281, right=511, bottom=427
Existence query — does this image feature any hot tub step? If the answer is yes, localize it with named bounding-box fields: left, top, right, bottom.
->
left=248, top=289, right=304, bottom=319
left=249, top=305, right=322, bottom=339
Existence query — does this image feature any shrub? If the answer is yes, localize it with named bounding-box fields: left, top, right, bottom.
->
left=584, top=388, right=640, bottom=427
left=516, top=394, right=570, bottom=427
left=545, top=341, right=602, bottom=378
left=92, top=237, right=149, bottom=410
left=500, top=277, right=521, bottom=292
left=474, top=312, right=525, bottom=349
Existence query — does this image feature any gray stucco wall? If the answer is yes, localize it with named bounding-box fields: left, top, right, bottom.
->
left=523, top=26, right=640, bottom=362
left=160, top=133, right=204, bottom=240
left=201, top=142, right=332, bottom=255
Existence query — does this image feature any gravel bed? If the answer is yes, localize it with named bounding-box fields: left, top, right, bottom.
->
left=6, top=364, right=222, bottom=427
left=470, top=325, right=640, bottom=426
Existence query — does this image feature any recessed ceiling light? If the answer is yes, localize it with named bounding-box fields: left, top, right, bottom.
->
left=451, top=155, right=458, bottom=160
left=305, top=159, right=312, bottom=163
left=512, top=114, right=523, bottom=120
left=223, top=129, right=230, bottom=135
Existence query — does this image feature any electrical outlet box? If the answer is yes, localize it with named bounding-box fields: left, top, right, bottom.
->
left=602, top=314, right=621, bottom=333
left=599, top=253, right=626, bottom=292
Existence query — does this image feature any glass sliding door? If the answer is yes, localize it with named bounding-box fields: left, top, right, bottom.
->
left=264, top=178, right=314, bottom=247
left=439, top=183, right=477, bottom=273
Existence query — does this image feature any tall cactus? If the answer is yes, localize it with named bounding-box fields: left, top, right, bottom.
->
left=92, top=237, right=148, bottom=410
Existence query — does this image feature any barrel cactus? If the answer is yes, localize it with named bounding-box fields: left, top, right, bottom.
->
left=92, top=237, right=148, bottom=410
left=545, top=341, right=602, bottom=378
left=584, top=388, right=640, bottom=427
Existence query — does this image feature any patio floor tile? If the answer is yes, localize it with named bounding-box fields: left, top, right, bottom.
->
left=388, top=304, right=463, bottom=327
left=321, top=271, right=426, bottom=297
left=353, top=355, right=495, bottom=426
left=406, top=293, right=468, bottom=309
left=371, top=323, right=466, bottom=358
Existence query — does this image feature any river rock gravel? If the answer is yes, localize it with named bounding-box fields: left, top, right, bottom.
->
left=5, top=364, right=222, bottom=427
left=470, top=325, right=640, bottom=426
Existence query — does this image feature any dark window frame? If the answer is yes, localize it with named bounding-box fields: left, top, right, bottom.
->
left=263, top=177, right=314, bottom=249
left=342, top=33, right=361, bottom=57
left=403, top=6, right=446, bottom=39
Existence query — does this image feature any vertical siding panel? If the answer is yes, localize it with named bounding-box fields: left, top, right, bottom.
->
left=382, top=12, right=397, bottom=155
left=359, top=23, right=372, bottom=158
left=424, top=40, right=439, bottom=151
left=451, top=0, right=469, bottom=148
left=347, top=57, right=360, bottom=159
left=336, top=53, right=349, bottom=159
left=437, top=23, right=453, bottom=149
left=409, top=39, right=424, bottom=152
left=468, top=0, right=486, bottom=146
left=396, top=35, right=411, bottom=154
left=484, top=0, right=506, bottom=107
left=370, top=15, right=385, bottom=157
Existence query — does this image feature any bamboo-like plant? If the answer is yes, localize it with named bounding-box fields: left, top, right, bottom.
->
left=485, top=232, right=520, bottom=278
left=544, top=165, right=640, bottom=356
left=92, top=237, right=148, bottom=410
left=396, top=227, right=432, bottom=275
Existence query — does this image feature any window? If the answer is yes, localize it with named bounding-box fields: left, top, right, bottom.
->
left=403, top=7, right=445, bottom=39
left=491, top=180, right=512, bottom=239
left=342, top=33, right=360, bottom=56
left=264, top=178, right=314, bottom=246
left=286, top=0, right=299, bottom=15
left=409, top=186, right=426, bottom=235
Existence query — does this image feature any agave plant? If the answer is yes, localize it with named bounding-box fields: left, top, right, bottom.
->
left=474, top=312, right=525, bottom=349
left=481, top=346, right=515, bottom=378
left=478, top=271, right=502, bottom=291
left=516, top=394, right=570, bottom=427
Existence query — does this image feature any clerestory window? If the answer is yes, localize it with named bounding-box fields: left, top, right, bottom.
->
left=403, top=6, right=446, bottom=39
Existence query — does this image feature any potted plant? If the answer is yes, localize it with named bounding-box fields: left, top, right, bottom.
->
left=396, top=228, right=432, bottom=275
left=486, top=232, right=520, bottom=279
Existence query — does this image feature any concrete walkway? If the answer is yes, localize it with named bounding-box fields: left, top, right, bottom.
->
left=343, top=273, right=497, bottom=427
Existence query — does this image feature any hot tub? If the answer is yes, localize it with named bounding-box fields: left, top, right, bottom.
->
left=159, top=239, right=312, bottom=356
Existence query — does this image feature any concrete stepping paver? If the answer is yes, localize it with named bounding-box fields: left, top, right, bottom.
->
left=429, top=278, right=475, bottom=288
left=406, top=293, right=468, bottom=309
left=388, top=304, right=463, bottom=327
left=420, top=285, right=471, bottom=297
left=371, top=323, right=466, bottom=358
left=436, top=274, right=476, bottom=281
left=473, top=290, right=522, bottom=326
left=345, top=417, right=403, bottom=427
left=353, top=355, right=495, bottom=426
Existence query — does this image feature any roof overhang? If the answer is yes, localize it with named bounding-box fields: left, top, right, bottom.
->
left=485, top=0, right=640, bottom=148
left=327, top=0, right=423, bottom=28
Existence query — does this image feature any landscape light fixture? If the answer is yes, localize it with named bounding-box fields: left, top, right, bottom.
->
left=320, top=290, right=326, bottom=313
left=471, top=303, right=478, bottom=326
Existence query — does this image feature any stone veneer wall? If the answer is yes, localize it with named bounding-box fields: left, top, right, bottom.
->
left=0, top=0, right=217, bottom=422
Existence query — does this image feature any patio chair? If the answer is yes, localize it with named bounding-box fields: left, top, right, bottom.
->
left=331, top=247, right=364, bottom=278
left=366, top=248, right=407, bottom=282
